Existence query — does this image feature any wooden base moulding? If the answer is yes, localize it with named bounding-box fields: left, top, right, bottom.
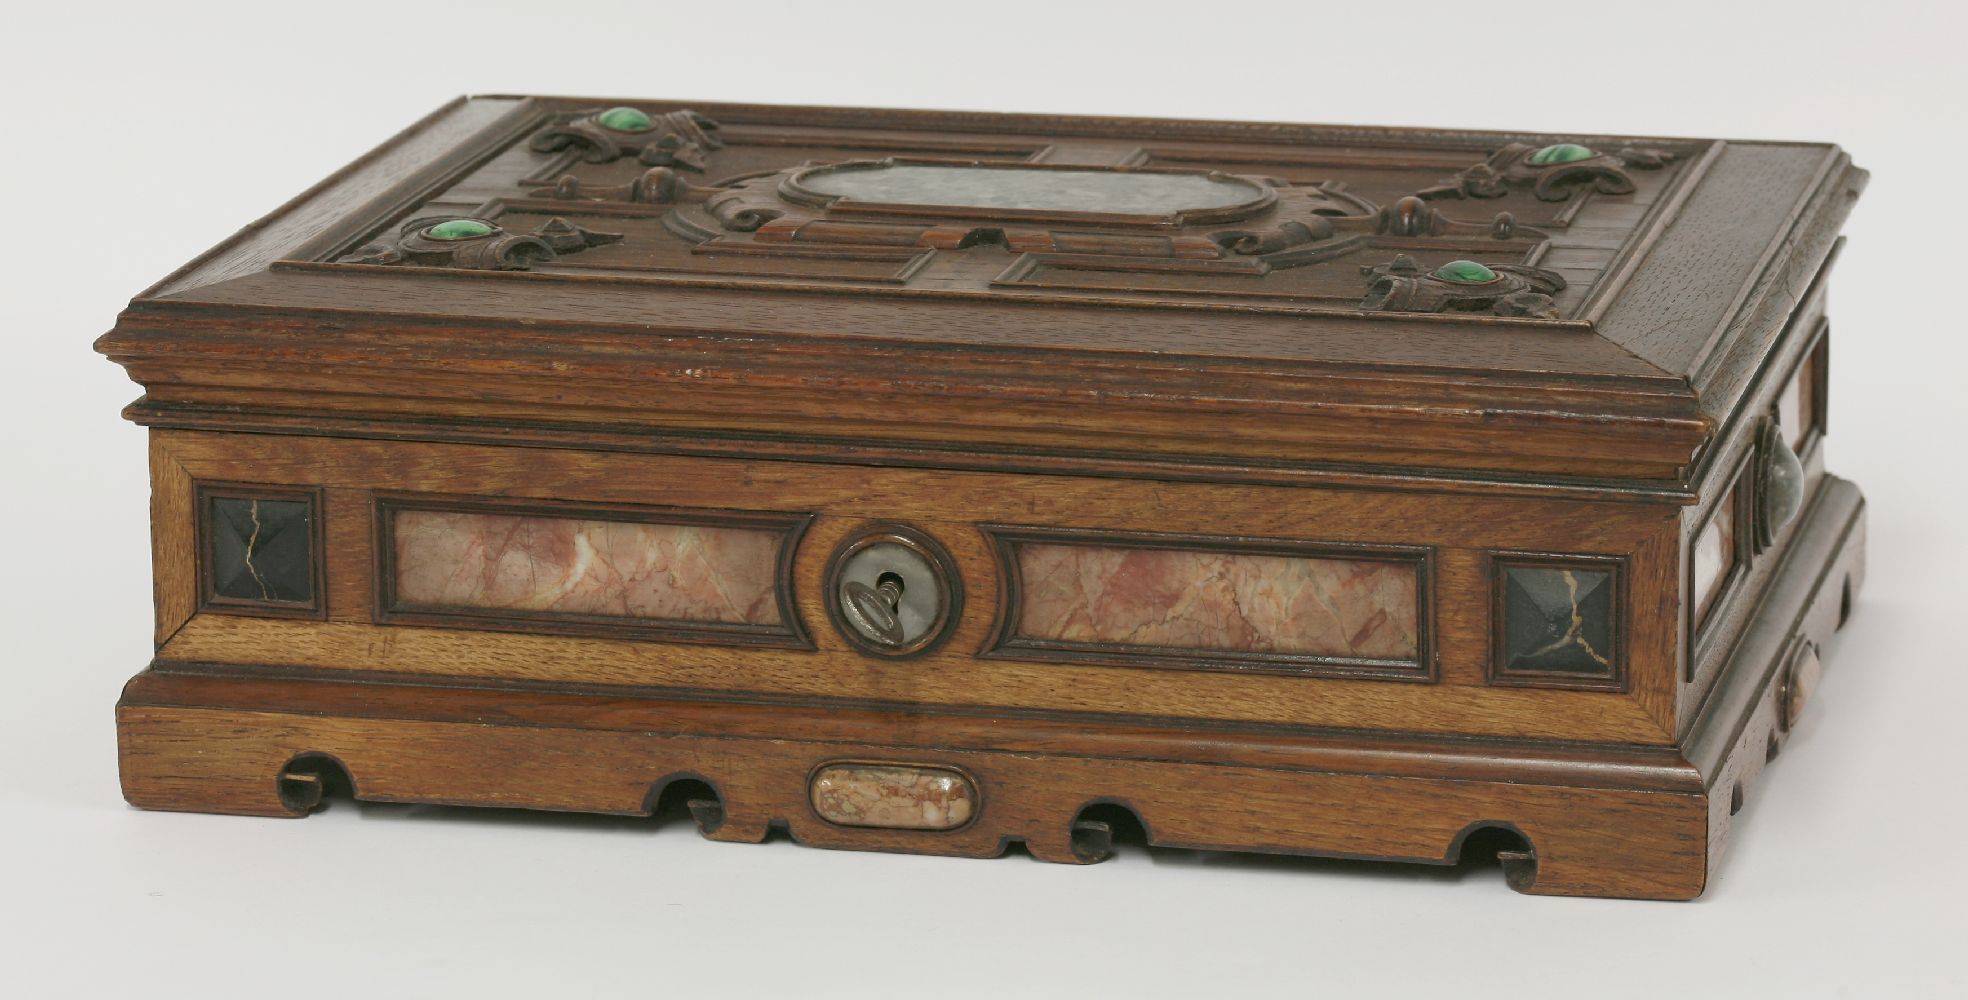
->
left=99, top=97, right=1871, bottom=900
left=118, top=477, right=1863, bottom=900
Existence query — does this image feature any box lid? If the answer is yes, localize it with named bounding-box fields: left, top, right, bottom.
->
left=97, top=96, right=1865, bottom=496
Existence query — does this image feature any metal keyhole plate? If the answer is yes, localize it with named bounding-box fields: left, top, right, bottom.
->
left=825, top=526, right=960, bottom=658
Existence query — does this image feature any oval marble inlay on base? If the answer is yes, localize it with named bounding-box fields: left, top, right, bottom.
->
left=809, top=764, right=977, bottom=831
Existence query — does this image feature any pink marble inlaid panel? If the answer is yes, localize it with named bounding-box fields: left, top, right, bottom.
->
left=1692, top=484, right=1739, bottom=625
left=391, top=509, right=782, bottom=625
left=1015, top=543, right=1418, bottom=660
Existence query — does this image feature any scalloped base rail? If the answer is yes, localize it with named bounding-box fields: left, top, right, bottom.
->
left=115, top=479, right=1864, bottom=901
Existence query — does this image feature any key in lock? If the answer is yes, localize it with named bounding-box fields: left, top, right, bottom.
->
left=829, top=528, right=957, bottom=656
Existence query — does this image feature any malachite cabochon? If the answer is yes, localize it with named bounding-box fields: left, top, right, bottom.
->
left=425, top=219, right=496, bottom=240
left=1528, top=143, right=1595, bottom=165
left=1433, top=259, right=1499, bottom=283
left=596, top=106, right=654, bottom=132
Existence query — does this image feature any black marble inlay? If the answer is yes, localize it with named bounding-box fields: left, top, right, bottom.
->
left=1499, top=563, right=1616, bottom=676
left=209, top=495, right=315, bottom=603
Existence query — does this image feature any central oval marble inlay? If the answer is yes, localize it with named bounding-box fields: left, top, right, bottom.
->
left=809, top=763, right=977, bottom=830
left=794, top=162, right=1268, bottom=216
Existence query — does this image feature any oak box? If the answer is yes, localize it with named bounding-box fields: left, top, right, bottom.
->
left=97, top=96, right=1868, bottom=899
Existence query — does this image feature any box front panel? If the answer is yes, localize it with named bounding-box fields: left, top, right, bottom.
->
left=149, top=429, right=1682, bottom=745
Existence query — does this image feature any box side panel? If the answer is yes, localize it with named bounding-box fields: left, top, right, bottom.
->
left=1677, top=261, right=1841, bottom=731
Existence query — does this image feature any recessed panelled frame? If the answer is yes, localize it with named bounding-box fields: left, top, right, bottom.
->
left=151, top=428, right=1685, bottom=744
left=981, top=525, right=1435, bottom=682
left=1688, top=454, right=1755, bottom=668
left=193, top=482, right=327, bottom=621
left=371, top=493, right=814, bottom=649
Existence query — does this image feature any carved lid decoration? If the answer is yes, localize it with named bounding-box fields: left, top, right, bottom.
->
left=1360, top=254, right=1567, bottom=319
left=1417, top=141, right=1674, bottom=202
left=102, top=96, right=1868, bottom=488
left=329, top=105, right=1693, bottom=322
left=528, top=106, right=724, bottom=170
left=347, top=215, right=622, bottom=271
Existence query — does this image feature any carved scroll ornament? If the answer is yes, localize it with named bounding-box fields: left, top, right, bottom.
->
left=1359, top=254, right=1566, bottom=318
left=528, top=106, right=723, bottom=170
left=490, top=109, right=1685, bottom=320
left=344, top=216, right=621, bottom=271
left=1420, top=142, right=1673, bottom=202
left=527, top=165, right=788, bottom=233
left=1208, top=190, right=1529, bottom=271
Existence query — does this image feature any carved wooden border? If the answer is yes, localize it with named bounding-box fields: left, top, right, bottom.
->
left=712, top=125, right=1050, bottom=164
left=1811, top=325, right=1832, bottom=447
left=537, top=97, right=1709, bottom=157
left=195, top=482, right=328, bottom=621
left=1487, top=551, right=1628, bottom=693
left=433, top=198, right=938, bottom=286
left=980, top=525, right=1434, bottom=682
left=992, top=234, right=1531, bottom=303
left=372, top=493, right=814, bottom=650
left=292, top=104, right=1703, bottom=327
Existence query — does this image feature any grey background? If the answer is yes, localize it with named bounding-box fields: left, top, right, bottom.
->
left=3, top=1, right=1962, bottom=995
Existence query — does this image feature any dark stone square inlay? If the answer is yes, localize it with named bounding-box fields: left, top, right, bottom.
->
left=209, top=495, right=315, bottom=604
left=1499, top=563, right=1616, bottom=676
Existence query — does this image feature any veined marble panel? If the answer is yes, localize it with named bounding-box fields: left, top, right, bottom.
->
left=390, top=508, right=782, bottom=625
left=809, top=764, right=976, bottom=830
left=1693, top=486, right=1739, bottom=626
left=1013, top=542, right=1420, bottom=660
